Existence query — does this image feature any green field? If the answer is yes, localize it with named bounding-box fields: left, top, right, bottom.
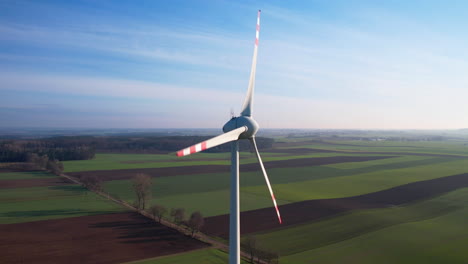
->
left=104, top=171, right=291, bottom=217
left=244, top=157, right=468, bottom=202
left=101, top=154, right=467, bottom=217
left=0, top=171, right=57, bottom=180
left=278, top=188, right=468, bottom=264
left=246, top=187, right=468, bottom=256
left=63, top=151, right=385, bottom=172
left=288, top=141, right=468, bottom=157
left=4, top=138, right=468, bottom=263
left=62, top=139, right=468, bottom=173
left=0, top=183, right=123, bottom=224
left=63, top=152, right=280, bottom=172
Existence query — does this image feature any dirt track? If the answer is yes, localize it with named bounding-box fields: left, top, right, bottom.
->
left=202, top=173, right=468, bottom=238
left=0, top=212, right=208, bottom=264
left=69, top=155, right=396, bottom=181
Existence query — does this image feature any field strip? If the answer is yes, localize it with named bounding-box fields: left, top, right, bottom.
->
left=202, top=172, right=468, bottom=238
left=279, top=190, right=468, bottom=264
left=246, top=188, right=468, bottom=257
left=0, top=177, right=73, bottom=189
left=68, top=155, right=396, bottom=180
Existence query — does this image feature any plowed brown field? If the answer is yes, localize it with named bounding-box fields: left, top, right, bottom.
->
left=0, top=212, right=208, bottom=264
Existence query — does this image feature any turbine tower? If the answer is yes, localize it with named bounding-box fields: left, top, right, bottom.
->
left=176, top=10, right=281, bottom=264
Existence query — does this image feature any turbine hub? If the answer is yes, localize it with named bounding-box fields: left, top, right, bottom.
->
left=223, top=116, right=259, bottom=139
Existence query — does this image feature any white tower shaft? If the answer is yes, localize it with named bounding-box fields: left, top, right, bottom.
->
left=229, top=141, right=240, bottom=264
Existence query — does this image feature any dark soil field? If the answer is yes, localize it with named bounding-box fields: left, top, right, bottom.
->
left=202, top=173, right=468, bottom=238
left=0, top=177, right=73, bottom=189
left=69, top=155, right=395, bottom=181
left=0, top=212, right=208, bottom=264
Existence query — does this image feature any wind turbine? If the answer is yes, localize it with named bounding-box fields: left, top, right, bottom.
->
left=176, top=10, right=281, bottom=264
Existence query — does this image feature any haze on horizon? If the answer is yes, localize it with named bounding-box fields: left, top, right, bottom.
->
left=1, top=0, right=467, bottom=130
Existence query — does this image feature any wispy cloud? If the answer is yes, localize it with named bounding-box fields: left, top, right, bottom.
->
left=1, top=1, right=468, bottom=129
left=2, top=72, right=466, bottom=129
left=0, top=21, right=251, bottom=70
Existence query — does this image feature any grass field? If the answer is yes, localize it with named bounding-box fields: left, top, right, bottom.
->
left=0, top=184, right=123, bottom=224
left=246, top=187, right=468, bottom=256
left=0, top=171, right=57, bottom=180
left=102, top=154, right=466, bottom=217
left=62, top=152, right=380, bottom=172
left=105, top=174, right=290, bottom=217
left=62, top=138, right=468, bottom=173
left=63, top=152, right=266, bottom=172
left=278, top=188, right=468, bottom=264
left=124, top=249, right=249, bottom=264
left=244, top=157, right=468, bottom=201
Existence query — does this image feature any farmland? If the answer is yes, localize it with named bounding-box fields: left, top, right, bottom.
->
left=279, top=188, right=468, bottom=264
left=0, top=185, right=123, bottom=224
left=2, top=135, right=468, bottom=263
left=0, top=170, right=211, bottom=263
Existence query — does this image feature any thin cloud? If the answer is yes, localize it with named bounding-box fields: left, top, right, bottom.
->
left=1, top=1, right=468, bottom=129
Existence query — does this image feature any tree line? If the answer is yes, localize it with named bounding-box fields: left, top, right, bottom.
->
left=0, top=138, right=95, bottom=162
left=77, top=135, right=273, bottom=153
left=0, top=135, right=273, bottom=162
left=25, top=153, right=64, bottom=175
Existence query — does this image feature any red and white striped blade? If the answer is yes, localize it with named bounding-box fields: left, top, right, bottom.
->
left=240, top=9, right=261, bottom=117
left=250, top=137, right=282, bottom=224
left=176, top=126, right=247, bottom=157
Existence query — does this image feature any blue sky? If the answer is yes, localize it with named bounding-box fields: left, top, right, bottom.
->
left=1, top=0, right=468, bottom=129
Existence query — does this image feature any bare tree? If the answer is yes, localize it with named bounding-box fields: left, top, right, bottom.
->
left=57, top=161, right=64, bottom=172
left=173, top=208, right=185, bottom=225
left=170, top=208, right=177, bottom=221
left=271, top=252, right=279, bottom=264
left=244, top=236, right=257, bottom=263
left=81, top=175, right=103, bottom=191
left=26, top=153, right=39, bottom=165
left=46, top=159, right=63, bottom=175
left=262, top=250, right=279, bottom=264
left=38, top=155, right=49, bottom=169
left=25, top=153, right=48, bottom=169
left=187, top=211, right=204, bottom=237
left=132, top=173, right=152, bottom=210
left=255, top=248, right=279, bottom=264
left=149, top=204, right=167, bottom=222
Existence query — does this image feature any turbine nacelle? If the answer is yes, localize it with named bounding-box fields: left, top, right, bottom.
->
left=223, top=116, right=259, bottom=139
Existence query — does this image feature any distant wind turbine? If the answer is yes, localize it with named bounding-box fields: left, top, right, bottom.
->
left=176, top=10, right=281, bottom=264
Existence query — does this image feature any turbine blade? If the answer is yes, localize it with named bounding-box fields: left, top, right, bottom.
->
left=176, top=126, right=247, bottom=157
left=250, top=137, right=282, bottom=224
left=240, top=10, right=261, bottom=117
